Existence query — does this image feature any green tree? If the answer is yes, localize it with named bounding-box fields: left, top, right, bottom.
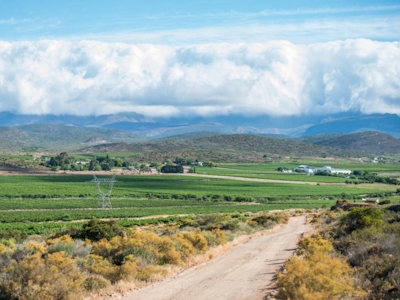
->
left=139, top=164, right=150, bottom=172
left=89, top=159, right=101, bottom=171
left=114, top=158, right=123, bottom=167
left=161, top=165, right=184, bottom=173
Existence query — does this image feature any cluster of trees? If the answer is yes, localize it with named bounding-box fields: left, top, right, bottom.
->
left=163, top=157, right=215, bottom=168
left=46, top=153, right=128, bottom=171
left=87, top=155, right=125, bottom=171
left=350, top=170, right=400, bottom=185
left=45, top=153, right=215, bottom=173
left=160, top=165, right=184, bottom=173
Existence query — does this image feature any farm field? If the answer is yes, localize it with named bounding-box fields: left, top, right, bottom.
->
left=0, top=172, right=396, bottom=236
left=0, top=174, right=392, bottom=198
left=217, top=162, right=400, bottom=173
left=195, top=166, right=347, bottom=183
left=197, top=162, right=400, bottom=182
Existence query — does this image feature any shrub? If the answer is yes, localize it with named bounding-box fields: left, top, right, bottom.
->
left=47, top=235, right=75, bottom=255
left=251, top=215, right=274, bottom=228
left=201, top=231, right=217, bottom=247
left=212, top=229, right=227, bottom=245
left=83, top=275, right=110, bottom=291
left=379, top=200, right=391, bottom=205
left=193, top=214, right=230, bottom=230
left=1, top=252, right=83, bottom=300
left=172, top=235, right=195, bottom=260
left=220, top=219, right=239, bottom=231
left=276, top=236, right=365, bottom=300
left=157, top=237, right=182, bottom=265
left=182, top=232, right=208, bottom=252
left=82, top=254, right=120, bottom=283
left=201, top=229, right=227, bottom=247
left=340, top=207, right=383, bottom=232
left=136, top=266, right=167, bottom=282
left=235, top=195, right=255, bottom=202
left=73, top=219, right=125, bottom=241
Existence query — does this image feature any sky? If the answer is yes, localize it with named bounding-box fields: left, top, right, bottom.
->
left=0, top=0, right=399, bottom=118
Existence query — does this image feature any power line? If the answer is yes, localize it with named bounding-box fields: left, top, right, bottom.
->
left=88, top=174, right=119, bottom=209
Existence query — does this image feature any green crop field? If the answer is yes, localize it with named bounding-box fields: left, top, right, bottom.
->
left=0, top=174, right=390, bottom=198
left=0, top=170, right=397, bottom=237
left=196, top=166, right=347, bottom=183
left=218, top=162, right=400, bottom=173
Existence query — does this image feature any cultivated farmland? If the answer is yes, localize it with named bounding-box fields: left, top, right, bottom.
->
left=0, top=172, right=396, bottom=236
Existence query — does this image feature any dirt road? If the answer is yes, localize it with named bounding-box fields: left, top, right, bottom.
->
left=123, top=216, right=311, bottom=300
left=183, top=173, right=345, bottom=185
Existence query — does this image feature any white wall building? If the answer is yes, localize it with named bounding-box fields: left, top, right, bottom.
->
left=319, top=165, right=351, bottom=175
left=298, top=165, right=352, bottom=175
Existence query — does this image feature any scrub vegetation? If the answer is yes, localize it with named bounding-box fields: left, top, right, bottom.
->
left=0, top=212, right=289, bottom=299
left=275, top=203, right=400, bottom=299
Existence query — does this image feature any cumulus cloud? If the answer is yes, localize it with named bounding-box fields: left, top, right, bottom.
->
left=0, top=39, right=399, bottom=118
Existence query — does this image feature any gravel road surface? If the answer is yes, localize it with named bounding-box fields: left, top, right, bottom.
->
left=123, top=216, right=311, bottom=300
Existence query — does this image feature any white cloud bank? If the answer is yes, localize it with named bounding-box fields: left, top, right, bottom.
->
left=0, top=39, right=399, bottom=117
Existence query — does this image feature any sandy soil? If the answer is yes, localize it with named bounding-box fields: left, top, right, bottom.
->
left=122, top=216, right=311, bottom=300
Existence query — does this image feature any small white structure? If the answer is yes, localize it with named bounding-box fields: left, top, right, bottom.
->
left=295, top=165, right=315, bottom=174
left=362, top=198, right=380, bottom=204
left=319, top=165, right=351, bottom=175
left=322, top=166, right=332, bottom=172
left=298, top=165, right=352, bottom=175
left=304, top=168, right=314, bottom=174
left=295, top=165, right=309, bottom=172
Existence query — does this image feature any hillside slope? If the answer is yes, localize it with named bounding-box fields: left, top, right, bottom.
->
left=79, top=134, right=360, bottom=162
left=0, top=124, right=146, bottom=151
left=303, top=114, right=400, bottom=137
left=299, top=131, right=400, bottom=156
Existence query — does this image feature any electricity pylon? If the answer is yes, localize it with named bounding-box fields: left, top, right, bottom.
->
left=88, top=174, right=119, bottom=209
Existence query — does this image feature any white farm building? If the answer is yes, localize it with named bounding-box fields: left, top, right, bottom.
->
left=319, top=166, right=351, bottom=175
left=295, top=165, right=352, bottom=175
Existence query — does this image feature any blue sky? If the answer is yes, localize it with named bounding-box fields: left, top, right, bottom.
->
left=0, top=1, right=399, bottom=118
left=1, top=0, right=399, bottom=44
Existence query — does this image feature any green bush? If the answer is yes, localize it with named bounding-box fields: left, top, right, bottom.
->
left=72, top=219, right=125, bottom=241
left=340, top=207, right=383, bottom=232
left=251, top=215, right=276, bottom=228
left=379, top=200, right=391, bottom=205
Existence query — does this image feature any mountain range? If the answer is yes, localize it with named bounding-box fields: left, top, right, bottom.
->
left=1, top=112, right=400, bottom=139
left=0, top=124, right=145, bottom=152
left=0, top=112, right=400, bottom=157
